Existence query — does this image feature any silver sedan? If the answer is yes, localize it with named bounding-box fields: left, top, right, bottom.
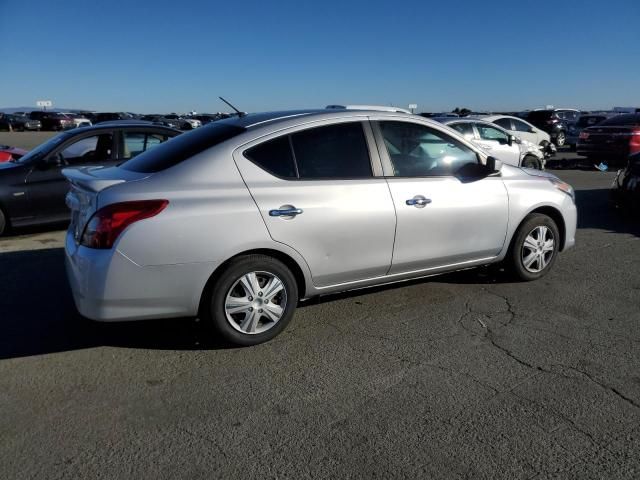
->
left=64, top=109, right=577, bottom=346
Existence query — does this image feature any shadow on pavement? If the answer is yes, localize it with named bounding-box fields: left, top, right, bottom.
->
left=576, top=188, right=640, bottom=236
left=0, top=248, right=229, bottom=360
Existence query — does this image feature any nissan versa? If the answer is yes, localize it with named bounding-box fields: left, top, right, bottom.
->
left=64, top=109, right=577, bottom=346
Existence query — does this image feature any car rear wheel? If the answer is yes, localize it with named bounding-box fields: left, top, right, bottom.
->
left=521, top=155, right=541, bottom=170
left=555, top=131, right=566, bottom=147
left=508, top=213, right=560, bottom=281
left=205, top=254, right=299, bottom=346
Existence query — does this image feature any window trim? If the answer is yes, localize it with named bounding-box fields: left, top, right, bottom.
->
left=370, top=119, right=483, bottom=178
left=240, top=119, right=384, bottom=181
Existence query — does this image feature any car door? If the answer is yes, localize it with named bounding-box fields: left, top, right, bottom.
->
left=372, top=119, right=509, bottom=274
left=25, top=131, right=116, bottom=220
left=473, top=123, right=521, bottom=166
left=234, top=120, right=396, bottom=287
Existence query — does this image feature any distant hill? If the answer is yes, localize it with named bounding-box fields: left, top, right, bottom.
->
left=0, top=106, right=94, bottom=113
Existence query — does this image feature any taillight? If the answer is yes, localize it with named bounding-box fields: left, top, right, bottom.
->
left=579, top=131, right=589, bottom=140
left=80, top=200, right=168, bottom=249
left=629, top=128, right=640, bottom=155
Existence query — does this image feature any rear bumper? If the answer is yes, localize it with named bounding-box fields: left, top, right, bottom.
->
left=577, top=143, right=629, bottom=159
left=65, top=231, right=217, bottom=321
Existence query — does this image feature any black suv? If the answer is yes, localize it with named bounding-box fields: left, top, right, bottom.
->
left=0, top=123, right=181, bottom=235
left=524, top=109, right=580, bottom=147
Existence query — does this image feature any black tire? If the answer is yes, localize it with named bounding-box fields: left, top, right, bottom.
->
left=507, top=213, right=560, bottom=281
left=554, top=131, right=566, bottom=147
left=204, top=254, right=299, bottom=346
left=521, top=155, right=542, bottom=170
left=0, top=208, right=6, bottom=236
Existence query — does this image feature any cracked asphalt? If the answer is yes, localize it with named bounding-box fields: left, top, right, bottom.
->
left=1, top=168, right=639, bottom=479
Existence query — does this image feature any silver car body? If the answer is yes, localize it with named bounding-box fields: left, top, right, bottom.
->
left=436, top=118, right=545, bottom=168
left=64, top=110, right=577, bottom=322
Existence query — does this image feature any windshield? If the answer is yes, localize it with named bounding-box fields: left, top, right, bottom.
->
left=14, top=132, right=70, bottom=164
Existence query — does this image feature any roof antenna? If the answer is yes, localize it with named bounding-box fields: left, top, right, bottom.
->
left=219, top=96, right=245, bottom=117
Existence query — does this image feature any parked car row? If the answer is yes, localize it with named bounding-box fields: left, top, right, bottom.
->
left=0, top=113, right=42, bottom=132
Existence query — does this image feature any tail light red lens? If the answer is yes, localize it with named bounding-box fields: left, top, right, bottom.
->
left=629, top=128, right=640, bottom=155
left=80, top=200, right=168, bottom=249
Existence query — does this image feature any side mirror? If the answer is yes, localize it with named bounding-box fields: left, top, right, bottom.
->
left=529, top=127, right=536, bottom=133
left=507, top=135, right=515, bottom=146
left=486, top=156, right=502, bottom=173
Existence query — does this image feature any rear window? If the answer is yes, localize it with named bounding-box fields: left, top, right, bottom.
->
left=577, top=115, right=606, bottom=127
left=598, top=114, right=640, bottom=126
left=121, top=123, right=245, bottom=173
left=527, top=110, right=554, bottom=122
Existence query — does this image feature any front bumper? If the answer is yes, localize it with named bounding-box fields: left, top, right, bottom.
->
left=65, top=231, right=217, bottom=321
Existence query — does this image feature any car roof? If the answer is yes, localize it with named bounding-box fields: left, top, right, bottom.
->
left=218, top=109, right=425, bottom=130
left=66, top=123, right=181, bottom=134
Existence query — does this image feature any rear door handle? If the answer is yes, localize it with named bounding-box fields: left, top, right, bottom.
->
left=406, top=196, right=432, bottom=208
left=269, top=207, right=303, bottom=217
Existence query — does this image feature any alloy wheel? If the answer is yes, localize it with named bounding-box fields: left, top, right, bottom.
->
left=224, top=271, right=287, bottom=334
left=521, top=226, right=555, bottom=273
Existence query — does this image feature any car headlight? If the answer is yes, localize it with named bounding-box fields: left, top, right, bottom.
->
left=548, top=177, right=575, bottom=202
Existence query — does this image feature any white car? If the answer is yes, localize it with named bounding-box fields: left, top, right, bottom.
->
left=438, top=118, right=545, bottom=169
left=180, top=118, right=202, bottom=129
left=477, top=115, right=556, bottom=158
left=62, top=113, right=92, bottom=129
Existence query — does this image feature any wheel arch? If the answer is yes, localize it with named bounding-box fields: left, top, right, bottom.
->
left=197, top=248, right=308, bottom=317
left=512, top=205, right=567, bottom=252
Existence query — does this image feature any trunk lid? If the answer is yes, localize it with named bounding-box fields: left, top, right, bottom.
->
left=580, top=125, right=636, bottom=146
left=63, top=166, right=148, bottom=242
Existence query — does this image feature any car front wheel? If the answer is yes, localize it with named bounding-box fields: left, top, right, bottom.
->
left=205, top=254, right=299, bottom=346
left=555, top=131, right=566, bottom=147
left=508, top=213, right=560, bottom=281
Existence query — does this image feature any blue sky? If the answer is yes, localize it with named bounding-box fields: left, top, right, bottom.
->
left=1, top=0, right=638, bottom=113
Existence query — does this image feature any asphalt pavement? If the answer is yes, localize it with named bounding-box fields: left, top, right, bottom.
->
left=0, top=164, right=639, bottom=478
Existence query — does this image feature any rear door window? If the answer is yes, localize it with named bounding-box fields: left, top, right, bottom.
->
left=121, top=131, right=170, bottom=159
left=512, top=119, right=532, bottom=132
left=291, top=123, right=372, bottom=179
left=493, top=118, right=513, bottom=130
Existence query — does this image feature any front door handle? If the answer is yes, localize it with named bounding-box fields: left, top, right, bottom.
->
left=269, top=207, right=303, bottom=217
left=406, top=196, right=432, bottom=208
